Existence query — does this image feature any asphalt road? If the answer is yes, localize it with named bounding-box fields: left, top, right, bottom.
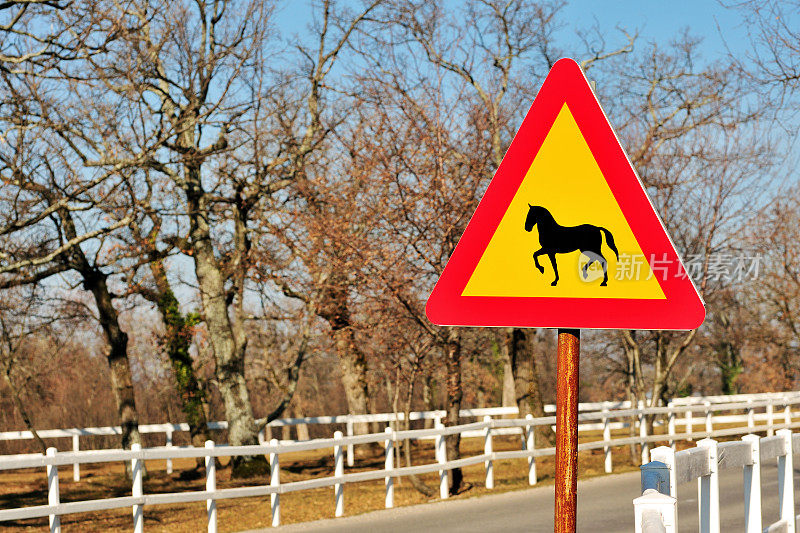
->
left=246, top=459, right=797, bottom=532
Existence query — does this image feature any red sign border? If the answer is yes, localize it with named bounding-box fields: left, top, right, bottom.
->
left=425, top=58, right=706, bottom=330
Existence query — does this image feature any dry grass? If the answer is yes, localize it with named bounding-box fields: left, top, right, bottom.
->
left=0, top=424, right=732, bottom=532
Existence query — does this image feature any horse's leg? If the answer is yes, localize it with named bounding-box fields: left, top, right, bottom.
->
left=599, top=254, right=609, bottom=286
left=548, top=253, right=559, bottom=286
left=533, top=249, right=546, bottom=274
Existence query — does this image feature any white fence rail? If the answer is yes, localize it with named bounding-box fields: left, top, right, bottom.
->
left=635, top=429, right=800, bottom=533
left=3, top=392, right=800, bottom=531
left=3, top=391, right=799, bottom=480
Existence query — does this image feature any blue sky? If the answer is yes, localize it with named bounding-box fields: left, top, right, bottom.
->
left=561, top=1, right=749, bottom=58
left=275, top=1, right=751, bottom=63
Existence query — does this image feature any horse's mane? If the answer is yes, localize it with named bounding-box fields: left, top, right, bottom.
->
left=532, top=206, right=556, bottom=226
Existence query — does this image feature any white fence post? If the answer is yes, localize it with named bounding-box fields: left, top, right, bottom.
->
left=667, top=402, right=676, bottom=452
left=767, top=402, right=775, bottom=437
left=46, top=447, right=61, bottom=533
left=384, top=427, right=394, bottom=509
left=270, top=438, right=280, bottom=527
left=704, top=401, right=713, bottom=435
left=640, top=412, right=649, bottom=464
left=345, top=417, right=354, bottom=467
left=166, top=429, right=173, bottom=475
left=333, top=430, right=344, bottom=517
left=697, top=438, right=719, bottom=533
left=777, top=429, right=795, bottom=532
left=483, top=416, right=493, bottom=489
left=525, top=414, right=537, bottom=484
left=633, top=489, right=677, bottom=533
left=785, top=403, right=792, bottom=427
left=131, top=443, right=144, bottom=533
left=602, top=409, right=612, bottom=473
left=687, top=407, right=693, bottom=441
left=72, top=435, right=80, bottom=482
left=435, top=420, right=448, bottom=499
left=747, top=400, right=755, bottom=430
left=205, top=440, right=217, bottom=533
left=742, top=434, right=762, bottom=533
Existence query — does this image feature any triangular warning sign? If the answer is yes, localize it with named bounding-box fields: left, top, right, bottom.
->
left=426, top=58, right=705, bottom=330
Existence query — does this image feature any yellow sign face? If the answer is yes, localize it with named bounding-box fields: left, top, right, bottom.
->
left=462, top=104, right=665, bottom=299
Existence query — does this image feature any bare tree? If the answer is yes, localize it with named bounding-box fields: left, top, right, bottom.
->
left=0, top=91, right=146, bottom=462
left=0, top=0, right=78, bottom=67
left=749, top=189, right=800, bottom=389
left=593, top=37, right=774, bottom=432
left=727, top=1, right=800, bottom=98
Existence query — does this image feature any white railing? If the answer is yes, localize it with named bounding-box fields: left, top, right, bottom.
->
left=1, top=417, right=533, bottom=532
left=3, top=391, right=799, bottom=481
left=4, top=392, right=800, bottom=532
left=0, top=406, right=515, bottom=479
left=635, top=429, right=800, bottom=533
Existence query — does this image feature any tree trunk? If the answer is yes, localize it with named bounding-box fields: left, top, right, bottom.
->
left=403, top=364, right=433, bottom=496
left=151, top=262, right=209, bottom=471
left=294, top=403, right=310, bottom=441
left=622, top=330, right=644, bottom=462
left=500, top=329, right=516, bottom=411
left=508, top=328, right=530, bottom=417
left=508, top=328, right=554, bottom=446
left=443, top=327, right=463, bottom=495
left=627, top=388, right=638, bottom=462
left=185, top=166, right=261, bottom=476
left=2, top=369, right=47, bottom=453
left=423, top=376, right=435, bottom=429
left=82, top=270, right=140, bottom=450
left=192, top=244, right=258, bottom=450
left=718, top=342, right=743, bottom=395
left=80, top=268, right=144, bottom=477
left=333, top=326, right=371, bottom=435
left=317, top=276, right=372, bottom=437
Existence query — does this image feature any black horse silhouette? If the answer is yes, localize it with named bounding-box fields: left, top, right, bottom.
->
left=524, top=205, right=619, bottom=287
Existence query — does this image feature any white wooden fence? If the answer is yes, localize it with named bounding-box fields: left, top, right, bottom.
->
left=3, top=391, right=798, bottom=480
left=635, top=428, right=800, bottom=533
left=3, top=392, right=800, bottom=531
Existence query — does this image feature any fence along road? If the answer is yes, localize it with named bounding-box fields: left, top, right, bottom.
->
left=3, top=390, right=797, bottom=479
left=635, top=429, right=800, bottom=532
left=252, top=456, right=789, bottom=533
left=2, top=391, right=800, bottom=532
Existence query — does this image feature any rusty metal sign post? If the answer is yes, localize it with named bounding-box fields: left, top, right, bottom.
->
left=555, top=329, right=580, bottom=532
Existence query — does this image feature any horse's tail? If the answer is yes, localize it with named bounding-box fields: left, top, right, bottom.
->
left=600, top=227, right=619, bottom=260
